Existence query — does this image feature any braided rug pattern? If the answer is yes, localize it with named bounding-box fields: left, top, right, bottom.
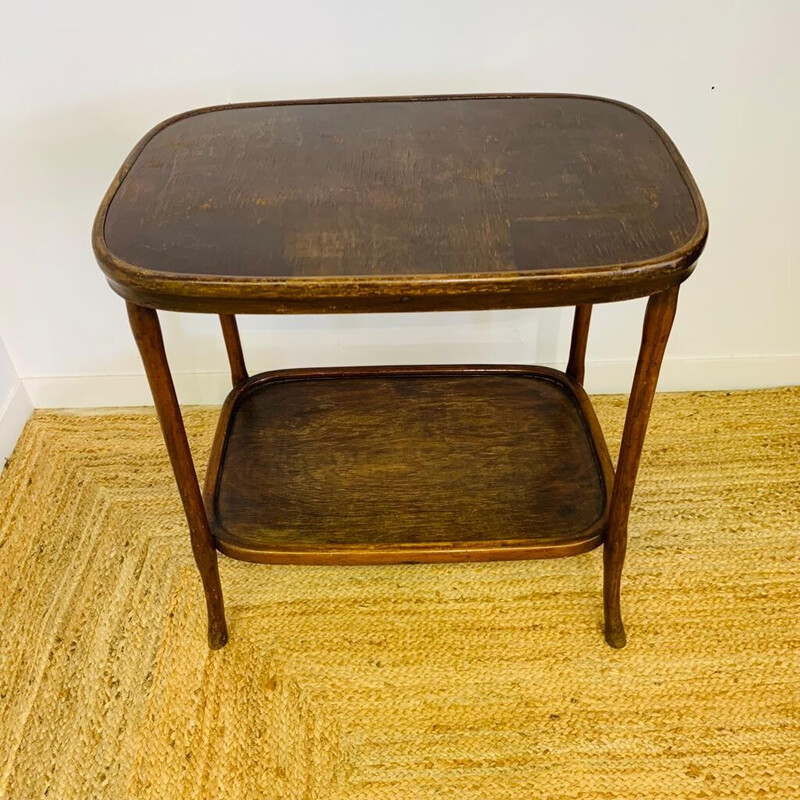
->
left=0, top=388, right=798, bottom=798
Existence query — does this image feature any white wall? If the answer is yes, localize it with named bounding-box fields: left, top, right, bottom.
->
left=0, top=335, right=33, bottom=463
left=1, top=0, right=798, bottom=410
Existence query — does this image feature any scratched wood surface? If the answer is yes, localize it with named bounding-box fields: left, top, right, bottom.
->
left=94, top=95, right=707, bottom=313
left=205, top=368, right=610, bottom=561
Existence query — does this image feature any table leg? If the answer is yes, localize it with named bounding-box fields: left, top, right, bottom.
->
left=604, top=286, right=678, bottom=648
left=219, top=314, right=248, bottom=386
left=567, top=305, right=592, bottom=385
left=127, top=302, right=229, bottom=649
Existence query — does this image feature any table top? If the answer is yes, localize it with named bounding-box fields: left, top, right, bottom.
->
left=93, top=94, right=707, bottom=314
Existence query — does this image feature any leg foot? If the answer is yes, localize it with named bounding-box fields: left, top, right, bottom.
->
left=199, top=550, right=228, bottom=649
left=603, top=539, right=627, bottom=649
left=604, top=618, right=627, bottom=649
left=204, top=574, right=229, bottom=649
left=208, top=617, right=229, bottom=649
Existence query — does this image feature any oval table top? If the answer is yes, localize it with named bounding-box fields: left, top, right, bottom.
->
left=93, top=94, right=707, bottom=314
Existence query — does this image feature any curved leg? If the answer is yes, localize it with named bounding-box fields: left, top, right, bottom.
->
left=127, top=302, right=229, bottom=649
left=567, top=304, right=592, bottom=385
left=604, top=286, right=678, bottom=648
left=219, top=314, right=248, bottom=386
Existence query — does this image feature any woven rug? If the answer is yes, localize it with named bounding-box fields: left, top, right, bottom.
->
left=0, top=388, right=798, bottom=798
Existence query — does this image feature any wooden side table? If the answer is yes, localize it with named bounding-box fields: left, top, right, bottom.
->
left=92, top=94, right=708, bottom=650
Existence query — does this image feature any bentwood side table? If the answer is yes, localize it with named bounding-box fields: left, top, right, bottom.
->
left=92, top=94, right=708, bottom=650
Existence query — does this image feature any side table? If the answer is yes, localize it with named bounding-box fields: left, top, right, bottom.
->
left=92, top=94, right=708, bottom=649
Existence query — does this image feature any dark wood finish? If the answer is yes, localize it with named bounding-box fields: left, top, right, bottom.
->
left=93, top=94, right=708, bottom=314
left=202, top=365, right=614, bottom=564
left=567, top=305, right=592, bottom=385
left=99, top=96, right=707, bottom=649
left=603, top=286, right=679, bottom=648
left=126, top=302, right=228, bottom=649
left=219, top=314, right=248, bottom=386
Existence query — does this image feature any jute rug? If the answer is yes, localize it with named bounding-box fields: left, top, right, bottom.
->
left=0, top=388, right=798, bottom=798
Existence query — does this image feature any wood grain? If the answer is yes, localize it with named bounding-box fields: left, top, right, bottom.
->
left=126, top=302, right=228, bottom=648
left=603, top=286, right=679, bottom=648
left=94, top=94, right=708, bottom=314
left=202, top=365, right=613, bottom=564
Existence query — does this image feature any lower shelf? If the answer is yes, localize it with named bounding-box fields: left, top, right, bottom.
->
left=203, top=365, right=614, bottom=564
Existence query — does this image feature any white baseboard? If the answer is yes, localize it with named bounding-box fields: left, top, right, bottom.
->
left=0, top=380, right=34, bottom=464
left=24, top=371, right=235, bottom=409
left=21, top=354, right=800, bottom=409
left=586, top=354, right=800, bottom=395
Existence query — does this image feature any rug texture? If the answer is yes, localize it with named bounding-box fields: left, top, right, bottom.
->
left=0, top=388, right=798, bottom=798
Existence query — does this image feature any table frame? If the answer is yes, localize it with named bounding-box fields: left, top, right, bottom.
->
left=126, top=286, right=678, bottom=650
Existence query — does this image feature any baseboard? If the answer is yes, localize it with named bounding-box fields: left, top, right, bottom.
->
left=0, top=380, right=34, bottom=465
left=585, top=354, right=800, bottom=395
left=20, top=354, right=800, bottom=409
left=23, top=372, right=235, bottom=409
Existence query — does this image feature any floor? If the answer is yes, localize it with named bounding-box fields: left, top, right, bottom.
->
left=0, top=388, right=798, bottom=798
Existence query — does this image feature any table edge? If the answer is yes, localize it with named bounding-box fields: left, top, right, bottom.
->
left=92, top=92, right=709, bottom=313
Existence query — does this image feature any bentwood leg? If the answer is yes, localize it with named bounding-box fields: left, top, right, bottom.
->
left=604, top=286, right=679, bottom=648
left=567, top=305, right=592, bottom=385
left=127, top=302, right=229, bottom=649
left=219, top=314, right=248, bottom=387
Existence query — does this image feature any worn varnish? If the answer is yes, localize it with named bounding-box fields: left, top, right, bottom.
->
left=203, top=366, right=613, bottom=564
left=94, top=94, right=707, bottom=314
